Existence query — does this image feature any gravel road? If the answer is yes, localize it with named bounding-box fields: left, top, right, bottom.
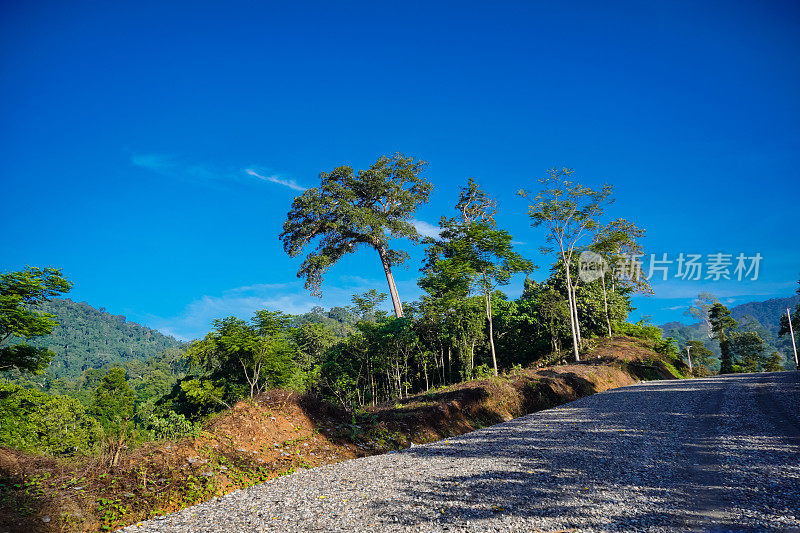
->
left=123, top=371, right=800, bottom=532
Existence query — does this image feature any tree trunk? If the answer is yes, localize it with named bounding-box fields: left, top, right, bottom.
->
left=446, top=345, right=451, bottom=384
left=470, top=339, right=475, bottom=378
left=377, top=245, right=404, bottom=318
left=485, top=292, right=498, bottom=375
left=601, top=274, right=612, bottom=337
left=570, top=281, right=583, bottom=348
left=563, top=257, right=581, bottom=362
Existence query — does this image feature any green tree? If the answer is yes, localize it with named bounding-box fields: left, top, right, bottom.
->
left=538, top=286, right=571, bottom=358
left=709, top=303, right=738, bottom=374
left=280, top=153, right=432, bottom=318
left=185, top=313, right=295, bottom=401
left=0, top=266, right=72, bottom=373
left=90, top=367, right=136, bottom=466
left=292, top=322, right=335, bottom=372
left=0, top=383, right=102, bottom=456
left=519, top=168, right=613, bottom=361
left=592, top=219, right=650, bottom=336
left=763, top=351, right=785, bottom=372
left=425, top=179, right=534, bottom=375
left=729, top=331, right=766, bottom=373
left=349, top=289, right=389, bottom=323
left=686, top=340, right=716, bottom=374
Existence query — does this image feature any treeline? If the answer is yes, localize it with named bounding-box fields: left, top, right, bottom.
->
left=2, top=158, right=797, bottom=460
left=662, top=293, right=800, bottom=371
left=663, top=291, right=798, bottom=374
left=3, top=298, right=184, bottom=382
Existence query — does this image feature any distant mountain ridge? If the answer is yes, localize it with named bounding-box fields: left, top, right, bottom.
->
left=660, top=293, right=800, bottom=370
left=730, top=295, right=800, bottom=335
left=661, top=294, right=799, bottom=334
left=18, top=298, right=185, bottom=381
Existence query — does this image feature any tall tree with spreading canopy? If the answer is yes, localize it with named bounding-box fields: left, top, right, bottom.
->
left=424, top=178, right=534, bottom=375
left=0, top=266, right=72, bottom=374
left=280, top=153, right=432, bottom=318
left=519, top=168, right=613, bottom=361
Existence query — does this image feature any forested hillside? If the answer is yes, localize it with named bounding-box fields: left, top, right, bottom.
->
left=661, top=294, right=800, bottom=371
left=2, top=163, right=795, bottom=532
left=24, top=298, right=182, bottom=380
left=730, top=295, right=800, bottom=335
left=2, top=298, right=185, bottom=398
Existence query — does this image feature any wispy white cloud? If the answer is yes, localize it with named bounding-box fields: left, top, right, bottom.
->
left=246, top=169, right=306, bottom=192
left=130, top=152, right=222, bottom=184
left=411, top=219, right=441, bottom=239
left=131, top=153, right=178, bottom=173
left=144, top=283, right=317, bottom=341
left=130, top=152, right=304, bottom=192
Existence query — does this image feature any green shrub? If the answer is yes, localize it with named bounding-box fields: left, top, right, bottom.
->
left=0, top=383, right=103, bottom=455
left=136, top=403, right=199, bottom=441
left=473, top=364, right=494, bottom=379
left=613, top=320, right=664, bottom=343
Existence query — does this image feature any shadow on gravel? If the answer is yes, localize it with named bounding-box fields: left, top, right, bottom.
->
left=370, top=372, right=800, bottom=531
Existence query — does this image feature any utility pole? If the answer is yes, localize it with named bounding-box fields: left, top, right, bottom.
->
left=788, top=308, right=798, bottom=368
left=685, top=345, right=693, bottom=373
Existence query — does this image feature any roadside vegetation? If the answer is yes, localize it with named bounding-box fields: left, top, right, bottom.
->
left=1, top=158, right=795, bottom=531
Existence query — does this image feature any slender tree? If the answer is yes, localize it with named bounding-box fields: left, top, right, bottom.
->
left=709, top=303, right=738, bottom=374
left=686, top=292, right=720, bottom=339
left=592, top=219, right=650, bottom=336
left=425, top=179, right=533, bottom=375
left=519, top=168, right=613, bottom=361
left=280, top=153, right=432, bottom=317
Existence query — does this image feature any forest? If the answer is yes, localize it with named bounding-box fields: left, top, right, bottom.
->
left=2, top=157, right=797, bottom=460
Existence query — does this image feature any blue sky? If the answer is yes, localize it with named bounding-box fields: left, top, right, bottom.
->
left=2, top=1, right=798, bottom=340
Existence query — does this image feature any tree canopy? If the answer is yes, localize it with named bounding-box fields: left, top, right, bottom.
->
left=280, top=153, right=432, bottom=317
left=422, top=178, right=533, bottom=374
left=0, top=266, right=72, bottom=374
left=519, top=168, right=613, bottom=361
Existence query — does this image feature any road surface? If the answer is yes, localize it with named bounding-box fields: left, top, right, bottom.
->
left=124, top=371, right=800, bottom=532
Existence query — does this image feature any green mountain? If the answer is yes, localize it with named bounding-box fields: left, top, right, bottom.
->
left=730, top=295, right=800, bottom=336
left=660, top=294, right=800, bottom=370
left=10, top=298, right=185, bottom=382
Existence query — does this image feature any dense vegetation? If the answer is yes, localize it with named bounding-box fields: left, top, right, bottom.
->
left=2, top=159, right=796, bottom=466
left=661, top=292, right=799, bottom=373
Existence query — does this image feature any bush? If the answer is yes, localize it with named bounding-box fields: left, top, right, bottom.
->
left=613, top=320, right=664, bottom=343
left=136, top=403, right=199, bottom=441
left=472, top=364, right=494, bottom=379
left=0, top=383, right=103, bottom=455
